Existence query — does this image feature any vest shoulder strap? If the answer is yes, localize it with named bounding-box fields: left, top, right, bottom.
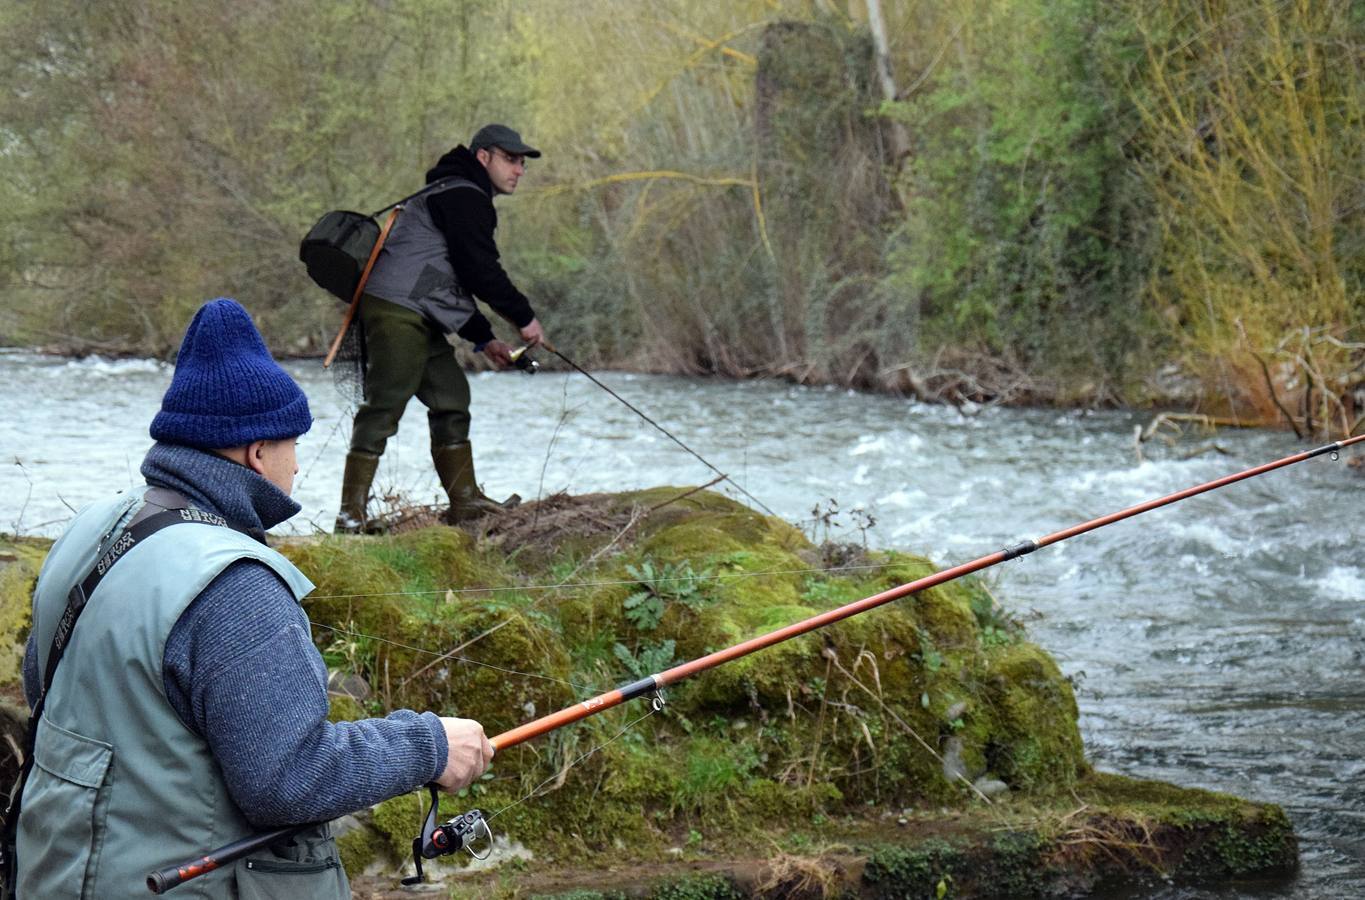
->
left=370, top=177, right=483, bottom=218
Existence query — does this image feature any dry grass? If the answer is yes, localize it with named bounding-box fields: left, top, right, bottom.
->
left=1040, top=803, right=1166, bottom=875
left=752, top=849, right=847, bottom=899
left=474, top=492, right=641, bottom=552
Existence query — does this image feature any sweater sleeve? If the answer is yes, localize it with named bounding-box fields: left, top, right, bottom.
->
left=427, top=188, right=536, bottom=329
left=164, top=560, right=448, bottom=826
left=456, top=311, right=497, bottom=348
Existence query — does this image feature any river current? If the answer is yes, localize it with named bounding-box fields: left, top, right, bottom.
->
left=1, top=349, right=1360, bottom=898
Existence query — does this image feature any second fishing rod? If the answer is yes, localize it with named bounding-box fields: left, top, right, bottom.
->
left=534, top=340, right=777, bottom=517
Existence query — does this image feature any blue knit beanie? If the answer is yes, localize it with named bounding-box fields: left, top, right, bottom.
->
left=150, top=298, right=313, bottom=449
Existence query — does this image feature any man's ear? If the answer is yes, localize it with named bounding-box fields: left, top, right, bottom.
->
left=242, top=440, right=269, bottom=476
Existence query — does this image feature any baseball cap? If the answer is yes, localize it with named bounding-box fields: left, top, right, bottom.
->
left=469, top=123, right=541, bottom=158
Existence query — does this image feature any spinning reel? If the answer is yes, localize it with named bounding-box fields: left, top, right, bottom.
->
left=401, top=785, right=494, bottom=886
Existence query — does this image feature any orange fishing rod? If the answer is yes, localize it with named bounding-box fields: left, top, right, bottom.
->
left=148, top=433, right=1362, bottom=893
left=490, top=433, right=1363, bottom=751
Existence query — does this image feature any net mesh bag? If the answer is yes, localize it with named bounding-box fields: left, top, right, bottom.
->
left=329, top=314, right=367, bottom=408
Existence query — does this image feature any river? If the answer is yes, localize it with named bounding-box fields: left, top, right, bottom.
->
left=2, top=349, right=1361, bottom=898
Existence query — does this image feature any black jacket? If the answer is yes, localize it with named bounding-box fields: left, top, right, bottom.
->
left=425, top=146, right=535, bottom=346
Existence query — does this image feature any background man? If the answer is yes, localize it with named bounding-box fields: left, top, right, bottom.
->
left=15, top=298, right=492, bottom=897
left=337, top=123, right=548, bottom=532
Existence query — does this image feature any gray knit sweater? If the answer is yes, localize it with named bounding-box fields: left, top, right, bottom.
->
left=23, top=443, right=446, bottom=826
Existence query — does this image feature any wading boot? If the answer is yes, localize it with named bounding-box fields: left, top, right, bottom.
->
left=335, top=451, right=380, bottom=534
left=432, top=442, right=520, bottom=524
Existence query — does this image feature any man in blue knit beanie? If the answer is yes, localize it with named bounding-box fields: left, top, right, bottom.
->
left=14, top=298, right=492, bottom=897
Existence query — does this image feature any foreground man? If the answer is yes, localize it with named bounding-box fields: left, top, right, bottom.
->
left=337, top=123, right=548, bottom=532
left=13, top=298, right=492, bottom=898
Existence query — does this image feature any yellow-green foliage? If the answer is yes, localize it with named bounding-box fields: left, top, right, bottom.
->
left=6, top=1, right=1357, bottom=429
left=858, top=770, right=1297, bottom=897
left=0, top=537, right=49, bottom=687
left=1126, top=0, right=1363, bottom=433
left=272, top=490, right=1087, bottom=867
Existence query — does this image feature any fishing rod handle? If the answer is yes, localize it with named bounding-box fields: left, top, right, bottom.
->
left=146, top=824, right=305, bottom=894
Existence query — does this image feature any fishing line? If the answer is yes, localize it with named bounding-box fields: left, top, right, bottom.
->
left=544, top=343, right=778, bottom=518
left=534, top=375, right=579, bottom=508
left=486, top=705, right=661, bottom=824
left=294, top=411, right=349, bottom=495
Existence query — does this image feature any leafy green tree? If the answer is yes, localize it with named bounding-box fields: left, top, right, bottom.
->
left=877, top=0, right=1158, bottom=401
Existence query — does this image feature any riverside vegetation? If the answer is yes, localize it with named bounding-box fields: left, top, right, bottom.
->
left=0, top=490, right=1297, bottom=898
left=1, top=1, right=1361, bottom=439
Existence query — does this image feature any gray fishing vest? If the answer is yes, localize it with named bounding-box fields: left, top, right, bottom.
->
left=364, top=178, right=488, bottom=336
left=16, top=489, right=348, bottom=899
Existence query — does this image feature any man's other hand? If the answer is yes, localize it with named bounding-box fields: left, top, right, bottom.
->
left=481, top=340, right=515, bottom=368
left=519, top=318, right=544, bottom=348
left=435, top=717, right=494, bottom=792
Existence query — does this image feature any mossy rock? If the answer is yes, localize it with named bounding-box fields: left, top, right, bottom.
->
left=268, top=490, right=1091, bottom=858
left=0, top=536, right=49, bottom=688
left=1071, top=771, right=1298, bottom=881
left=410, top=768, right=1295, bottom=897
left=280, top=531, right=576, bottom=729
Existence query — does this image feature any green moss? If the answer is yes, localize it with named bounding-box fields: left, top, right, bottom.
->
left=0, top=536, right=49, bottom=687
left=280, top=533, right=575, bottom=731
left=862, top=839, right=966, bottom=899
left=648, top=872, right=743, bottom=900
left=981, top=831, right=1050, bottom=896
left=327, top=694, right=365, bottom=723
left=977, top=642, right=1084, bottom=789
left=1074, top=770, right=1260, bottom=819
left=336, top=823, right=382, bottom=875
left=1194, top=816, right=1297, bottom=878
left=369, top=791, right=429, bottom=864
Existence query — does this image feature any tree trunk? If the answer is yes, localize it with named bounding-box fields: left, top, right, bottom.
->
left=864, top=0, right=910, bottom=161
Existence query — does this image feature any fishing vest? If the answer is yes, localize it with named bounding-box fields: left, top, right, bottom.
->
left=16, top=489, right=348, bottom=899
left=363, top=177, right=488, bottom=336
